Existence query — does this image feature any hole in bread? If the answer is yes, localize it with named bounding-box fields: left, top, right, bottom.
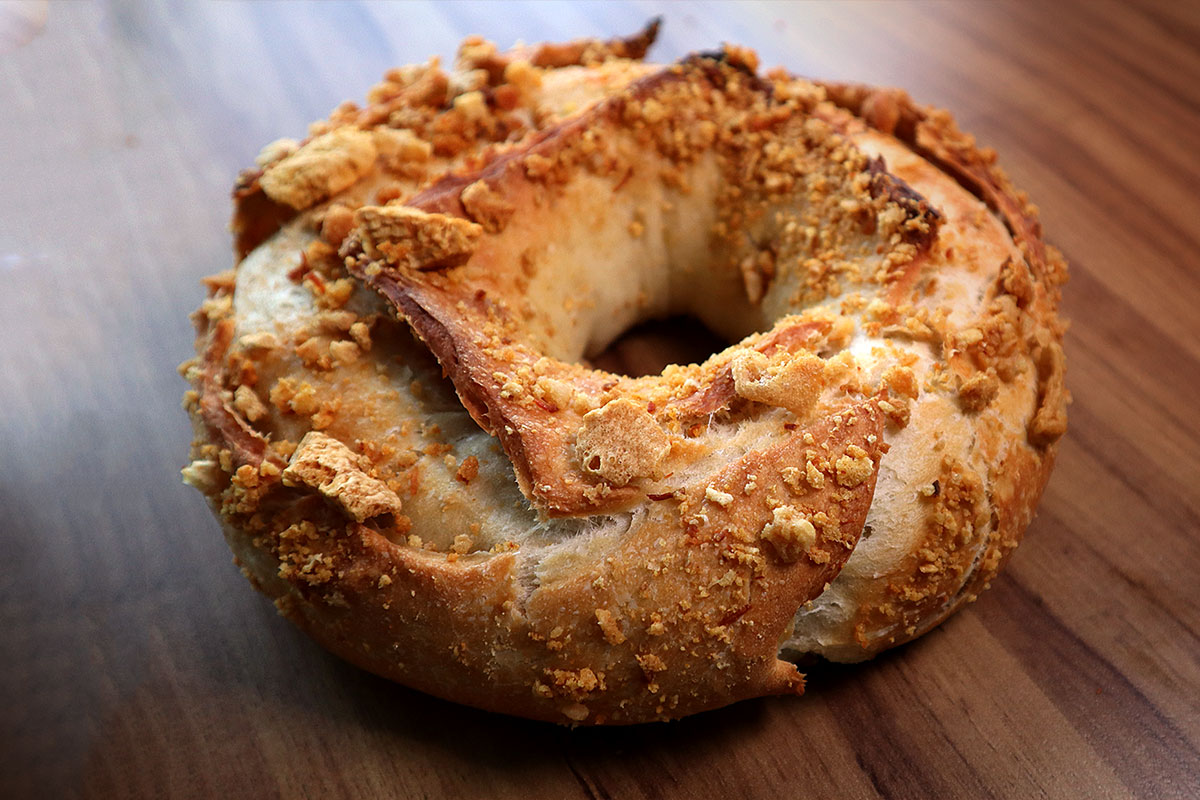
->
left=589, top=315, right=730, bottom=377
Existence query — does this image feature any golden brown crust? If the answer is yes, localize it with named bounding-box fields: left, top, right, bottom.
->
left=183, top=32, right=1067, bottom=723
left=214, top=402, right=883, bottom=724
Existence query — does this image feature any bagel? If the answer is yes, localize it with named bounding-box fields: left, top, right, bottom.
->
left=181, top=24, right=1068, bottom=724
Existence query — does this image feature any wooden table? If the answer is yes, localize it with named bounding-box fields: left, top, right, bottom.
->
left=3, top=1, right=1197, bottom=797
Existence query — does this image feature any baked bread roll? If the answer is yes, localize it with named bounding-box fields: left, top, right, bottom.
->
left=181, top=24, right=1067, bottom=724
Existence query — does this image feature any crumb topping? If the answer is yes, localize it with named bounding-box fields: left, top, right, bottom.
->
left=455, top=455, right=480, bottom=483
left=354, top=205, right=483, bottom=272
left=460, top=179, right=516, bottom=233
left=834, top=445, right=874, bottom=488
left=576, top=398, right=670, bottom=486
left=731, top=348, right=826, bottom=416
left=282, top=431, right=404, bottom=522
left=260, top=128, right=378, bottom=210
left=760, top=506, right=819, bottom=563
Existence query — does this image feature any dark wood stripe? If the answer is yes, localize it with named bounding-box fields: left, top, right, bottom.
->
left=977, top=575, right=1200, bottom=799
left=1062, top=261, right=1200, bottom=450
left=1138, top=0, right=1200, bottom=57
left=1038, top=501, right=1200, bottom=646
left=936, top=7, right=1200, bottom=253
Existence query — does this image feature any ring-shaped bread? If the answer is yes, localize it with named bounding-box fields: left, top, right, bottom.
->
left=182, top=26, right=1067, bottom=724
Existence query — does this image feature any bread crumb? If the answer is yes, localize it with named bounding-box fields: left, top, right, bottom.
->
left=329, top=339, right=361, bottom=366
left=355, top=205, right=482, bottom=271
left=637, top=653, right=667, bottom=677
left=533, top=376, right=574, bottom=411
left=233, top=385, right=268, bottom=422
left=835, top=445, right=874, bottom=487
left=576, top=398, right=669, bottom=486
left=595, top=608, right=626, bottom=645
left=731, top=349, right=826, bottom=415
left=238, top=331, right=279, bottom=351
left=705, top=486, right=734, bottom=507
left=460, top=179, right=515, bottom=233
left=282, top=431, right=403, bottom=522
left=805, top=460, right=825, bottom=489
left=321, top=204, right=356, bottom=247
left=882, top=365, right=919, bottom=399
left=295, top=337, right=330, bottom=370
left=349, top=321, right=373, bottom=351
left=455, top=455, right=480, bottom=483
left=372, top=126, right=432, bottom=167
left=959, top=370, right=1000, bottom=411
left=260, top=128, right=377, bottom=210
left=760, top=506, right=818, bottom=563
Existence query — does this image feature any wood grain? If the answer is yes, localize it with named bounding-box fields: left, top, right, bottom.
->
left=2, top=1, right=1198, bottom=798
